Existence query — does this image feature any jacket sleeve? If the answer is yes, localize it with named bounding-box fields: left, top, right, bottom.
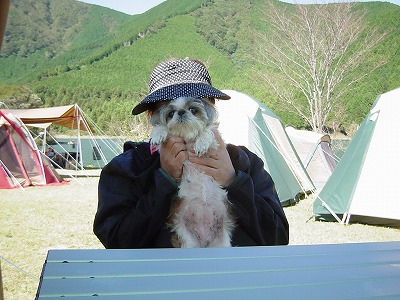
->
left=226, top=146, right=289, bottom=246
left=93, top=150, right=177, bottom=249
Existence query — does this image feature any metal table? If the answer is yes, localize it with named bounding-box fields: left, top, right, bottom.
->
left=36, top=241, right=400, bottom=299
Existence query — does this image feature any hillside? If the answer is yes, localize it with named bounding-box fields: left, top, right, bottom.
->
left=0, top=0, right=132, bottom=82
left=0, top=0, right=399, bottom=137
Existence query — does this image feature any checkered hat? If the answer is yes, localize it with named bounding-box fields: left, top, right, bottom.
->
left=132, top=59, right=230, bottom=115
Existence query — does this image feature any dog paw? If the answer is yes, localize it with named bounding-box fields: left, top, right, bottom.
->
left=151, top=127, right=168, bottom=145
left=193, top=130, right=219, bottom=156
left=193, top=140, right=210, bottom=156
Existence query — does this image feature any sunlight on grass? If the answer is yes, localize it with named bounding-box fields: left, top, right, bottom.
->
left=1, top=178, right=103, bottom=299
left=1, top=178, right=399, bottom=299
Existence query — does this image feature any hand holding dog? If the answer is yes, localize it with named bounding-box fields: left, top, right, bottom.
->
left=188, top=130, right=236, bottom=188
left=159, top=136, right=187, bottom=182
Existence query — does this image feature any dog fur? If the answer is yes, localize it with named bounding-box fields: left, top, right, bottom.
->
left=150, top=97, right=235, bottom=248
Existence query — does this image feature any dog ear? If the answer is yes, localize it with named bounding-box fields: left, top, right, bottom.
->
left=202, top=99, right=218, bottom=125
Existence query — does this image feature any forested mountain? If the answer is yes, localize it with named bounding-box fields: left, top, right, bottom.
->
left=0, top=0, right=399, bottom=137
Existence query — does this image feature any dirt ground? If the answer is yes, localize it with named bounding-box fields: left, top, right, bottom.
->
left=1, top=177, right=399, bottom=299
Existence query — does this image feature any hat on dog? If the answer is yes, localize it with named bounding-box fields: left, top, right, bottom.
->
left=132, top=59, right=230, bottom=115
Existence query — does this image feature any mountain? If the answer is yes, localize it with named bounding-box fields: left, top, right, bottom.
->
left=0, top=0, right=399, bottom=136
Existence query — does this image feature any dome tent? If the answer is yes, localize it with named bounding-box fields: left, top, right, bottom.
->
left=314, top=87, right=400, bottom=226
left=216, top=90, right=315, bottom=206
left=0, top=110, right=63, bottom=188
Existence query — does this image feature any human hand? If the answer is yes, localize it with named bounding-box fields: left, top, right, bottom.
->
left=159, top=136, right=187, bottom=182
left=188, top=130, right=236, bottom=188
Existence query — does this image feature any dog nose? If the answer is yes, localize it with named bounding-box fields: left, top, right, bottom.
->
left=178, top=110, right=185, bottom=116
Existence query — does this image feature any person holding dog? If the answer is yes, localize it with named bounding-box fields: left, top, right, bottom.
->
left=93, top=58, right=289, bottom=248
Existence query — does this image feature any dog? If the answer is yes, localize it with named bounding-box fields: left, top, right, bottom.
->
left=150, top=96, right=235, bottom=248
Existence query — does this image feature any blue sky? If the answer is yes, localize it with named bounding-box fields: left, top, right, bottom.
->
left=78, top=0, right=399, bottom=15
left=281, top=0, right=399, bottom=4
left=78, top=0, right=167, bottom=15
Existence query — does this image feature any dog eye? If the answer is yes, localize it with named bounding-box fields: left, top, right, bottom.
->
left=189, top=108, right=197, bottom=114
left=167, top=111, right=175, bottom=119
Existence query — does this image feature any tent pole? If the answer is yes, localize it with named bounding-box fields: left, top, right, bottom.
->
left=345, top=213, right=351, bottom=225
left=314, top=193, right=343, bottom=224
left=77, top=117, right=83, bottom=170
left=42, top=128, right=47, bottom=153
left=75, top=105, right=83, bottom=170
left=78, top=109, right=112, bottom=166
left=46, top=133, right=84, bottom=185
left=0, top=160, right=24, bottom=190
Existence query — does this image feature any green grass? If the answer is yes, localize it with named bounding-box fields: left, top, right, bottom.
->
left=0, top=178, right=103, bottom=299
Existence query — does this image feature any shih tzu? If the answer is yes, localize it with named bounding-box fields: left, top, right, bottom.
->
left=150, top=97, right=235, bottom=248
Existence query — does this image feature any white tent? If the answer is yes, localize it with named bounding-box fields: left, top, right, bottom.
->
left=285, top=127, right=337, bottom=191
left=216, top=90, right=315, bottom=206
left=314, top=87, right=400, bottom=226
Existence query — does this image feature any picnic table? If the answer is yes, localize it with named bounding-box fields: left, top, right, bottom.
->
left=36, top=241, right=400, bottom=299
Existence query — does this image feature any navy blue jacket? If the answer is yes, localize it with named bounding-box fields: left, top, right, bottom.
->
left=94, top=141, right=289, bottom=248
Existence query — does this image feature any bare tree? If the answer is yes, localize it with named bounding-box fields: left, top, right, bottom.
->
left=256, top=2, right=387, bottom=133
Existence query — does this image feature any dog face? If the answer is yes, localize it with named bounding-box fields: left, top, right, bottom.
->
left=150, top=97, right=217, bottom=141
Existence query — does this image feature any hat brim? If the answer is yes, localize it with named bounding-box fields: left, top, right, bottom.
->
left=132, top=83, right=230, bottom=115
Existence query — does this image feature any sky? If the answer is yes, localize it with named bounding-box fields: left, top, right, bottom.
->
left=281, top=0, right=399, bottom=4
left=78, top=0, right=398, bottom=15
left=78, top=0, right=167, bottom=15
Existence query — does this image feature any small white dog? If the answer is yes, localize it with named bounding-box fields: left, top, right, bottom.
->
left=150, top=97, right=235, bottom=248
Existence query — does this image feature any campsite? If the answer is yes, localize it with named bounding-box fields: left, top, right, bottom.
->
left=1, top=0, right=400, bottom=298
left=2, top=88, right=400, bottom=299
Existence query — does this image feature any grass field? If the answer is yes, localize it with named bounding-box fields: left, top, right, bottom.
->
left=1, top=177, right=399, bottom=299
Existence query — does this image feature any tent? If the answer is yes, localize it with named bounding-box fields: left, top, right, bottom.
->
left=4, top=104, right=94, bottom=131
left=0, top=110, right=63, bottom=188
left=285, top=126, right=337, bottom=191
left=216, top=90, right=315, bottom=206
left=4, top=104, right=122, bottom=170
left=314, top=87, right=400, bottom=226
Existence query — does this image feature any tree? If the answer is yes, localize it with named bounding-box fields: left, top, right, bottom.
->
left=256, top=2, right=387, bottom=133
left=0, top=86, right=43, bottom=109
